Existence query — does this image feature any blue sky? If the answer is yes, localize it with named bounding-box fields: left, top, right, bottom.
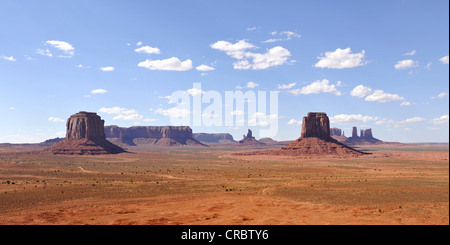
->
left=0, top=0, right=448, bottom=143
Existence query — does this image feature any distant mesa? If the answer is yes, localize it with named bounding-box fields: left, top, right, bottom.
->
left=236, top=112, right=368, bottom=157
left=105, top=125, right=206, bottom=147
left=45, top=111, right=125, bottom=155
left=193, top=133, right=235, bottom=144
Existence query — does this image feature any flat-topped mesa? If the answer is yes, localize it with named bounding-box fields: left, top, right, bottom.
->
left=66, top=111, right=106, bottom=140
left=300, top=112, right=332, bottom=140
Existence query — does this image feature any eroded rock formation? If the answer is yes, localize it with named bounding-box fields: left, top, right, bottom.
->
left=344, top=126, right=383, bottom=145
left=45, top=112, right=125, bottom=155
left=237, top=129, right=266, bottom=146
left=236, top=112, right=366, bottom=157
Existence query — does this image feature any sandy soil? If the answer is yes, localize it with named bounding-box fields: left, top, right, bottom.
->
left=0, top=145, right=448, bottom=225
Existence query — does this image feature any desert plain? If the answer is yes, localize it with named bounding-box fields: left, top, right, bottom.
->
left=0, top=143, right=448, bottom=225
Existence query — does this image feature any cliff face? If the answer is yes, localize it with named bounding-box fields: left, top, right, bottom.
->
left=193, top=133, right=235, bottom=143
left=300, top=112, right=331, bottom=140
left=104, top=125, right=205, bottom=146
left=46, top=112, right=125, bottom=155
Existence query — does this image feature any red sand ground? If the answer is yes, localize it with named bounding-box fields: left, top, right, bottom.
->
left=0, top=144, right=448, bottom=225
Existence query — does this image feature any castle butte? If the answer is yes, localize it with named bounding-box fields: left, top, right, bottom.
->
left=45, top=112, right=125, bottom=155
left=331, top=126, right=383, bottom=146
left=236, top=112, right=368, bottom=157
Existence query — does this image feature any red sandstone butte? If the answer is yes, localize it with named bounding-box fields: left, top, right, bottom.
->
left=45, top=111, right=125, bottom=155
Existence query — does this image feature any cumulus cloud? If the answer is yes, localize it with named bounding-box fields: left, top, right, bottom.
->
left=186, top=87, right=205, bottom=96
left=365, top=90, right=405, bottom=102
left=439, top=55, right=449, bottom=64
left=404, top=50, right=416, bottom=56
left=99, top=107, right=144, bottom=121
left=350, top=85, right=373, bottom=98
left=431, top=92, right=448, bottom=99
left=431, top=115, right=449, bottom=125
left=287, top=119, right=302, bottom=125
left=263, top=31, right=301, bottom=43
left=134, top=45, right=160, bottom=54
left=100, top=66, right=115, bottom=72
left=400, top=101, right=412, bottom=106
left=155, top=107, right=191, bottom=118
left=138, top=57, right=193, bottom=71
left=246, top=81, right=259, bottom=88
left=376, top=117, right=426, bottom=126
left=394, top=59, right=418, bottom=70
left=249, top=112, right=279, bottom=127
left=277, top=83, right=296, bottom=89
left=1, top=55, right=16, bottom=61
left=91, top=89, right=107, bottom=94
left=329, top=114, right=378, bottom=125
left=314, top=48, right=366, bottom=69
left=36, top=48, right=53, bottom=57
left=211, top=40, right=291, bottom=70
left=48, top=117, right=65, bottom=122
left=196, top=64, right=215, bottom=71
left=45, top=40, right=75, bottom=57
left=113, top=114, right=144, bottom=121
left=289, top=79, right=342, bottom=96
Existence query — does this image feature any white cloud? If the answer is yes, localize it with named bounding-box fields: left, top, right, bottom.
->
left=263, top=30, right=301, bottom=43
left=249, top=112, right=279, bottom=127
left=277, top=83, right=296, bottom=89
left=231, top=110, right=244, bottom=116
left=48, top=117, right=65, bottom=122
left=186, top=87, right=204, bottom=96
left=404, top=50, right=416, bottom=56
left=210, top=40, right=256, bottom=59
left=77, top=64, right=91, bottom=69
left=246, top=81, right=259, bottom=88
left=431, top=115, right=449, bottom=125
left=314, top=48, right=366, bottom=69
left=376, top=117, right=426, bottom=126
left=426, top=127, right=440, bottom=131
left=91, top=89, right=107, bottom=94
left=289, top=79, right=342, bottom=96
left=350, top=85, right=373, bottom=98
left=45, top=40, right=75, bottom=57
left=196, top=64, right=215, bottom=71
left=439, top=55, right=449, bottom=64
left=136, top=41, right=143, bottom=46
left=99, top=107, right=144, bottom=121
left=287, top=119, right=301, bottom=125
left=134, top=45, right=161, bottom=54
left=211, top=40, right=291, bottom=70
left=1, top=55, right=16, bottom=61
left=100, top=66, right=115, bottom=72
left=36, top=48, right=52, bottom=57
left=431, top=92, right=448, bottom=99
left=99, top=107, right=137, bottom=115
left=262, top=38, right=282, bottom=43
left=9, top=107, right=16, bottom=110
left=400, top=101, right=412, bottom=106
left=394, top=59, right=418, bottom=70
left=239, top=46, right=291, bottom=70
left=425, top=62, right=432, bottom=70
left=155, top=107, right=190, bottom=118
left=138, top=57, right=193, bottom=71
left=403, top=117, right=426, bottom=123
left=365, top=89, right=405, bottom=102
left=329, top=114, right=378, bottom=125
left=113, top=114, right=144, bottom=121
